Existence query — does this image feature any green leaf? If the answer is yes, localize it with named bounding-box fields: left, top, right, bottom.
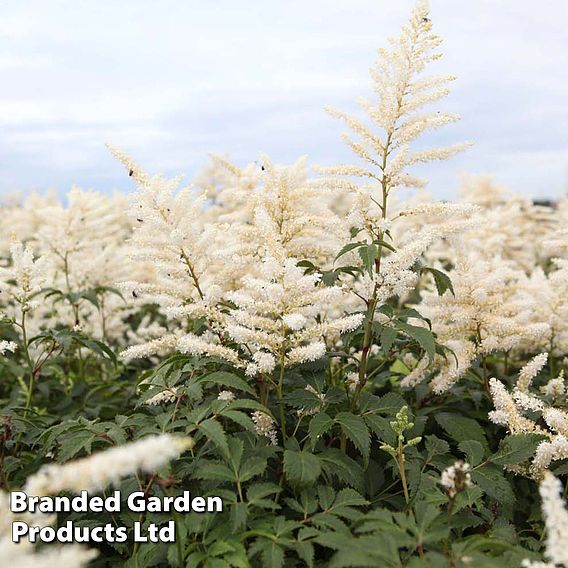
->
left=421, top=267, right=455, bottom=296
left=471, top=464, right=515, bottom=505
left=395, top=321, right=435, bottom=362
left=199, top=371, right=255, bottom=395
left=335, top=241, right=364, bottom=262
left=364, top=414, right=396, bottom=446
left=322, top=270, right=340, bottom=286
left=308, top=413, right=334, bottom=449
left=380, top=327, right=397, bottom=355
left=435, top=413, right=487, bottom=445
left=74, top=337, right=118, bottom=367
left=297, top=260, right=317, bottom=274
left=260, top=542, right=285, bottom=568
left=372, top=239, right=396, bottom=252
left=240, top=456, right=268, bottom=482
left=283, top=450, right=322, bottom=487
left=358, top=244, right=379, bottom=277
left=218, top=410, right=256, bottom=433
left=58, top=430, right=96, bottom=462
left=375, top=392, right=407, bottom=415
left=246, top=482, right=282, bottom=506
left=193, top=461, right=235, bottom=482
left=230, top=502, right=248, bottom=531
left=335, top=412, right=370, bottom=459
left=490, top=434, right=545, bottom=466
left=458, top=440, right=486, bottom=467
left=198, top=418, right=229, bottom=458
left=425, top=435, right=450, bottom=458
left=319, top=449, right=364, bottom=490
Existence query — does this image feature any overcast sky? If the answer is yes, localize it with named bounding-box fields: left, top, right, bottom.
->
left=1, top=0, right=567, bottom=200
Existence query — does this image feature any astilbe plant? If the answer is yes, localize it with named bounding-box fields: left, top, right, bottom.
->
left=2, top=1, right=568, bottom=567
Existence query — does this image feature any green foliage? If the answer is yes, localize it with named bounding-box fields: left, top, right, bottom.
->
left=0, top=276, right=555, bottom=567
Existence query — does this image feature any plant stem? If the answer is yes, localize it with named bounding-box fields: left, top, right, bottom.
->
left=352, top=134, right=393, bottom=410
left=20, top=309, right=35, bottom=416
left=277, top=357, right=287, bottom=441
left=397, top=438, right=410, bottom=505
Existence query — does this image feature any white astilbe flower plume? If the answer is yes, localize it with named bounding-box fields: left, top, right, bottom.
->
left=0, top=240, right=50, bottom=308
left=249, top=156, right=347, bottom=266
left=515, top=261, right=568, bottom=356
left=319, top=0, right=469, bottom=222
left=203, top=256, right=363, bottom=376
left=144, top=387, right=179, bottom=406
left=109, top=146, right=228, bottom=359
left=0, top=187, right=139, bottom=344
left=0, top=539, right=99, bottom=568
left=251, top=411, right=278, bottom=445
left=417, top=252, right=549, bottom=393
left=0, top=540, right=98, bottom=568
left=489, top=363, right=568, bottom=478
left=24, top=434, right=194, bottom=496
left=517, top=353, right=549, bottom=393
left=440, top=461, right=472, bottom=499
left=523, top=473, right=568, bottom=568
left=0, top=340, right=17, bottom=355
left=1, top=491, right=97, bottom=567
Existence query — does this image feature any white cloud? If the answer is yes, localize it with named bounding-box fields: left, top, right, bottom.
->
left=0, top=0, right=566, bottom=199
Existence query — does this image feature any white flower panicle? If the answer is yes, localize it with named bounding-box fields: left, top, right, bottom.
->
left=0, top=240, right=50, bottom=307
left=542, top=372, right=566, bottom=398
left=176, top=255, right=363, bottom=376
left=145, top=387, right=179, bottom=406
left=522, top=473, right=568, bottom=568
left=217, top=390, right=236, bottom=401
left=0, top=340, right=17, bottom=355
left=517, top=353, right=549, bottom=393
left=440, top=461, right=472, bottom=498
left=489, top=360, right=568, bottom=478
left=418, top=254, right=549, bottom=393
left=0, top=540, right=98, bottom=568
left=251, top=411, right=278, bottom=445
left=24, top=434, right=194, bottom=496
left=319, top=0, right=469, bottom=232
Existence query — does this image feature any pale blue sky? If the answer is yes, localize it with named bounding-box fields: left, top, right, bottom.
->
left=0, top=0, right=567, bottom=199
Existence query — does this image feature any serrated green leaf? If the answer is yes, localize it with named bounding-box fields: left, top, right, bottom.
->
left=421, top=267, right=455, bottom=296
left=335, top=241, right=365, bottom=261
left=490, top=434, right=545, bottom=466
left=380, top=326, right=397, bottom=355
left=395, top=321, right=435, bottom=362
left=459, top=440, right=486, bottom=467
left=335, top=412, right=370, bottom=459
left=199, top=371, right=255, bottom=395
left=308, top=413, right=334, bottom=449
left=358, top=244, right=379, bottom=277
left=283, top=450, right=322, bottom=486
left=436, top=413, right=487, bottom=445
left=471, top=463, right=515, bottom=505
left=198, top=418, right=229, bottom=458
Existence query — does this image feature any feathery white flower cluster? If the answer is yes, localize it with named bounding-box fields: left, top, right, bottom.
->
left=488, top=356, right=568, bottom=478
left=251, top=411, right=278, bottom=445
left=319, top=0, right=469, bottom=237
left=0, top=188, right=137, bottom=345
left=523, top=473, right=568, bottom=568
left=145, top=387, right=179, bottom=406
left=440, top=461, right=472, bottom=498
left=176, top=255, right=363, bottom=376
left=0, top=340, right=17, bottom=355
left=0, top=240, right=49, bottom=310
left=25, top=434, right=193, bottom=495
left=410, top=254, right=549, bottom=393
left=218, top=390, right=236, bottom=401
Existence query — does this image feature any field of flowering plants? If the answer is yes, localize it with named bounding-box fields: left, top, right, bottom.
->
left=2, top=2, right=568, bottom=567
